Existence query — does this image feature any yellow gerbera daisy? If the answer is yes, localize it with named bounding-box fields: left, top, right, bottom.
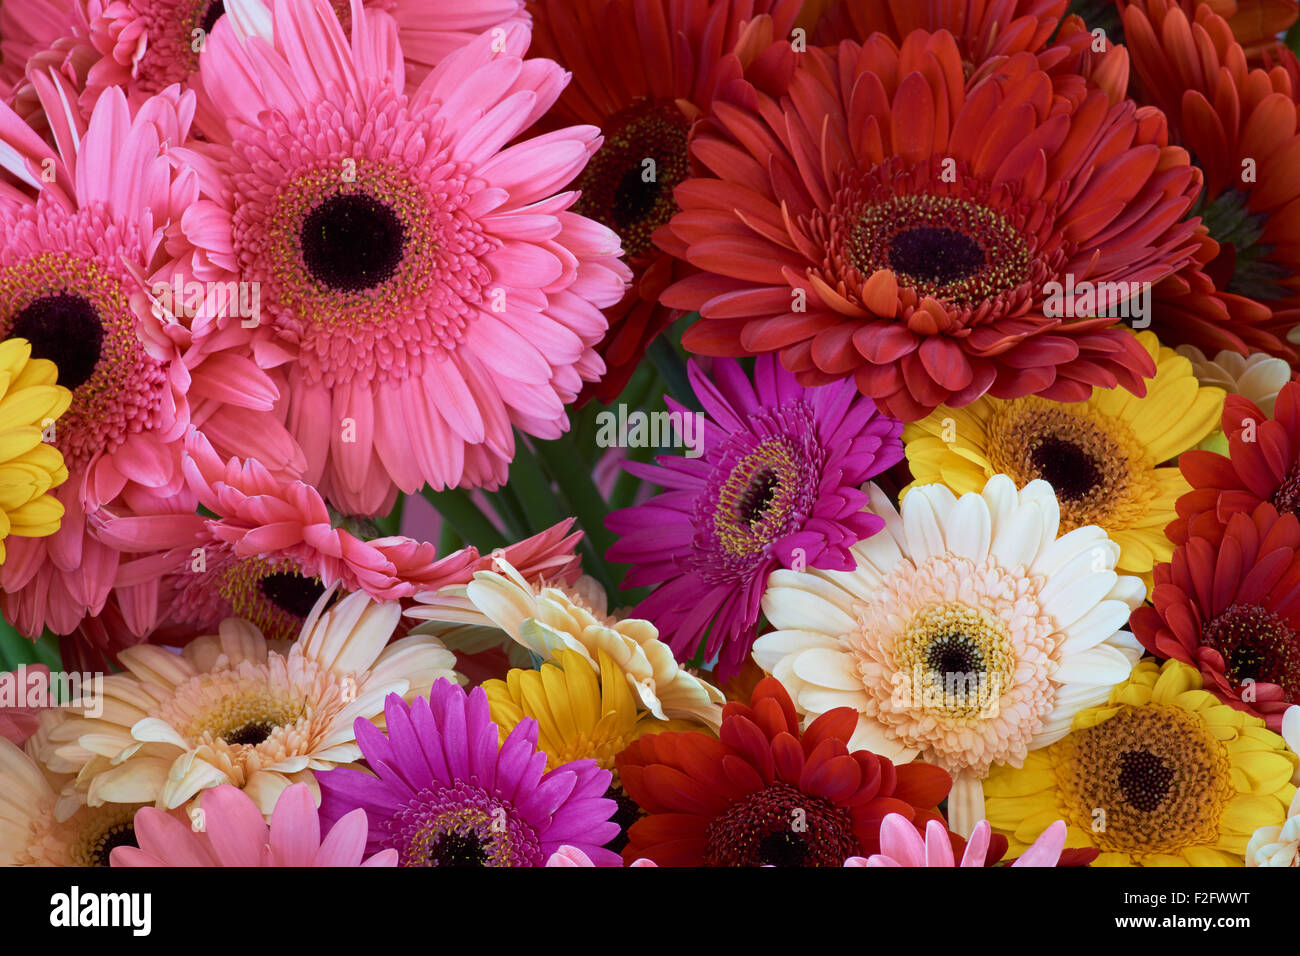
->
left=408, top=561, right=725, bottom=730
left=984, top=659, right=1297, bottom=867
left=902, top=330, right=1223, bottom=584
left=484, top=648, right=702, bottom=772
left=0, top=338, right=72, bottom=563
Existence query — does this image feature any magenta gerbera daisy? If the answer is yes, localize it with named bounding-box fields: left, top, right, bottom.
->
left=317, top=680, right=620, bottom=866
left=0, top=77, right=298, bottom=636
left=605, top=353, right=903, bottom=679
left=183, top=0, right=629, bottom=515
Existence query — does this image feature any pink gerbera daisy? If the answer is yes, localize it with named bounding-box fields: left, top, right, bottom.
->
left=848, top=813, right=1068, bottom=867
left=605, top=353, right=903, bottom=679
left=182, top=0, right=629, bottom=515
left=0, top=0, right=77, bottom=96
left=0, top=76, right=296, bottom=636
left=112, top=782, right=397, bottom=866
left=49, top=0, right=527, bottom=114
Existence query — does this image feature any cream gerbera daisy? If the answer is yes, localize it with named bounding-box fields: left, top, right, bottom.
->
left=1176, top=344, right=1291, bottom=454
left=0, top=717, right=145, bottom=867
left=41, top=589, right=459, bottom=816
left=902, top=331, right=1223, bottom=584
left=407, top=562, right=724, bottom=730
left=753, top=475, right=1145, bottom=836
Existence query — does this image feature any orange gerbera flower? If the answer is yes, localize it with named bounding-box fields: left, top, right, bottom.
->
left=665, top=29, right=1204, bottom=420
left=527, top=0, right=800, bottom=404
left=1123, top=0, right=1300, bottom=360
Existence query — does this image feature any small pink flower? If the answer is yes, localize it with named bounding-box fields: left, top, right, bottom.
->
left=848, top=814, right=1067, bottom=868
left=112, top=783, right=397, bottom=866
left=545, top=845, right=656, bottom=867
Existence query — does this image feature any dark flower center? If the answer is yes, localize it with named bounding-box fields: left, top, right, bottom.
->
left=605, top=785, right=643, bottom=855
left=300, top=193, right=406, bottom=292
left=736, top=467, right=781, bottom=527
left=222, top=721, right=276, bottom=747
left=925, top=632, right=985, bottom=678
left=1116, top=749, right=1174, bottom=813
left=8, top=293, right=104, bottom=390
left=572, top=101, right=689, bottom=259
left=259, top=572, right=326, bottom=620
left=704, top=781, right=857, bottom=867
left=198, top=0, right=225, bottom=34
left=888, top=227, right=986, bottom=286
left=1272, top=465, right=1300, bottom=517
left=1029, top=436, right=1103, bottom=502
left=1201, top=603, right=1300, bottom=698
left=428, top=832, right=489, bottom=868
left=90, top=822, right=138, bottom=867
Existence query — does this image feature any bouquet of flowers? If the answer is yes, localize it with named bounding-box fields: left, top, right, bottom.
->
left=0, top=0, right=1298, bottom=871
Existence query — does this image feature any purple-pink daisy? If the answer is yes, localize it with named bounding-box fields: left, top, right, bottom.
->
left=606, top=353, right=903, bottom=679
left=317, top=679, right=620, bottom=867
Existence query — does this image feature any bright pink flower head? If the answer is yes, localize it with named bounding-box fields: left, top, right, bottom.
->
left=0, top=76, right=299, bottom=637
left=0, top=0, right=78, bottom=96
left=183, top=0, right=629, bottom=516
left=847, top=814, right=1067, bottom=868
left=112, top=783, right=398, bottom=866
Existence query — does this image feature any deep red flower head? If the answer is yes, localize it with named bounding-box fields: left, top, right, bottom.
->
left=1122, top=0, right=1300, bottom=361
left=528, top=0, right=801, bottom=404
left=1172, top=379, right=1300, bottom=544
left=615, top=677, right=956, bottom=866
left=664, top=29, right=1204, bottom=420
left=1133, top=502, right=1300, bottom=730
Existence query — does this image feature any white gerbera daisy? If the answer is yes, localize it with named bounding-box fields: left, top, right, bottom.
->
left=1175, top=344, right=1291, bottom=419
left=40, top=590, right=459, bottom=816
left=407, top=561, right=724, bottom=730
left=753, top=475, right=1145, bottom=835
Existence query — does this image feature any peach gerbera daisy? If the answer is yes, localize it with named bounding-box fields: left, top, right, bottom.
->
left=39, top=589, right=460, bottom=816
left=754, top=475, right=1146, bottom=836
left=407, top=559, right=724, bottom=729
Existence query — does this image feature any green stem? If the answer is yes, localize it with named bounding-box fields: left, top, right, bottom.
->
left=486, top=482, right=529, bottom=542
left=509, top=439, right=565, bottom=531
left=372, top=491, right=406, bottom=537
left=534, top=433, right=620, bottom=597
left=421, top=487, right=507, bottom=552
left=647, top=336, right=702, bottom=411
left=437, top=519, right=463, bottom=556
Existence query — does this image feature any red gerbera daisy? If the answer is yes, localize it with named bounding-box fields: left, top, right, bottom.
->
left=614, top=677, right=956, bottom=866
left=664, top=30, right=1204, bottom=420
left=1122, top=0, right=1300, bottom=360
left=527, top=0, right=800, bottom=404
left=1171, top=379, right=1300, bottom=543
left=1132, top=502, right=1300, bottom=730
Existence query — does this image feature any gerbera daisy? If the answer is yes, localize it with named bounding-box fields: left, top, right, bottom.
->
left=184, top=1, right=629, bottom=515
left=40, top=590, right=460, bottom=815
left=1122, top=0, right=1300, bottom=359
left=527, top=0, right=800, bottom=403
left=1131, top=503, right=1300, bottom=730
left=983, top=659, right=1297, bottom=866
left=1176, top=344, right=1292, bottom=420
left=851, top=813, right=1068, bottom=867
left=58, top=0, right=528, bottom=112
left=112, top=782, right=397, bottom=866
left=606, top=354, right=902, bottom=679
left=664, top=29, right=1204, bottom=420
left=902, top=330, right=1224, bottom=583
left=0, top=734, right=147, bottom=866
left=408, top=558, right=726, bottom=728
left=484, top=647, right=703, bottom=851
left=754, top=475, right=1146, bottom=835
left=0, top=0, right=77, bottom=95
left=95, top=429, right=481, bottom=641
left=1170, top=379, right=1300, bottom=543
left=317, top=681, right=621, bottom=866
left=0, top=338, right=71, bottom=565
left=0, top=76, right=297, bottom=636
left=615, top=677, right=955, bottom=866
